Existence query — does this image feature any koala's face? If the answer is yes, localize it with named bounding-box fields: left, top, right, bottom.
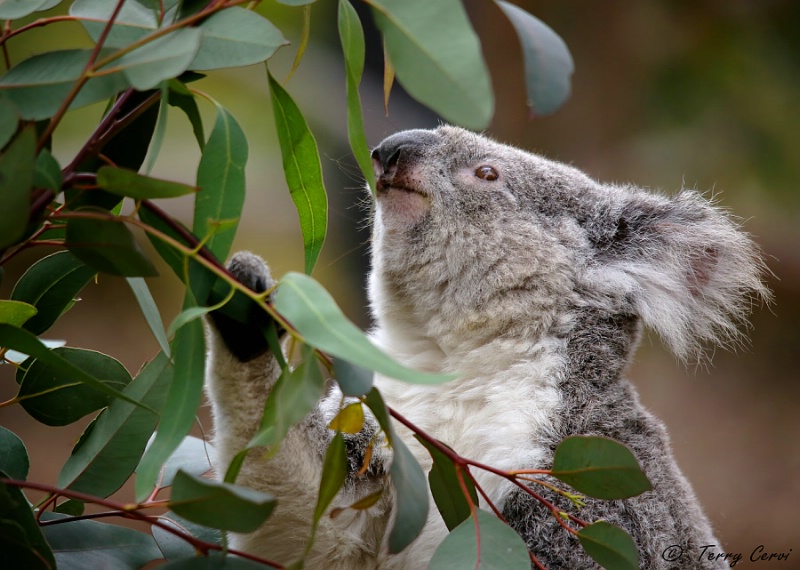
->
left=368, top=126, right=767, bottom=359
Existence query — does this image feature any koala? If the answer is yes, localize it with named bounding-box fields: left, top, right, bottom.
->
left=205, top=126, right=769, bottom=569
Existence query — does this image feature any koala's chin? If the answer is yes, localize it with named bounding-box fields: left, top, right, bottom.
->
left=205, top=125, right=769, bottom=570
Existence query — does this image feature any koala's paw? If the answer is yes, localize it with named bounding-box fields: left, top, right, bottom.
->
left=209, top=251, right=282, bottom=362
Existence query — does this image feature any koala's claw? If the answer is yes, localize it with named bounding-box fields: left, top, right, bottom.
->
left=210, top=251, right=280, bottom=362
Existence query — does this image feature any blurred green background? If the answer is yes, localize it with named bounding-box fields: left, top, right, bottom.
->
left=1, top=0, right=798, bottom=563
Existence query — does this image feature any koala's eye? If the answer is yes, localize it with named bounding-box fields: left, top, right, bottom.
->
left=474, top=165, right=499, bottom=181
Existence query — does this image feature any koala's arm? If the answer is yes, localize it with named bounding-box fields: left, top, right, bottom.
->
left=205, top=252, right=390, bottom=569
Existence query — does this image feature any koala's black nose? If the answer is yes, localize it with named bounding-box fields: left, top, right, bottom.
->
left=371, top=129, right=438, bottom=178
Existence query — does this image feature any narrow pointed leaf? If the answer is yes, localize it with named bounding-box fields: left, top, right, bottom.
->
left=551, top=436, right=652, bottom=500
left=495, top=1, right=573, bottom=116
left=168, top=84, right=205, bottom=150
left=415, top=436, right=478, bottom=531
left=338, top=0, right=376, bottom=194
left=274, top=272, right=454, bottom=385
left=127, top=277, right=171, bottom=357
left=312, top=432, right=348, bottom=524
left=0, top=126, right=36, bottom=249
left=268, top=71, right=327, bottom=275
left=387, top=436, right=428, bottom=553
left=58, top=352, right=171, bottom=497
left=368, top=0, right=493, bottom=130
left=11, top=251, right=97, bottom=336
left=190, top=7, right=288, bottom=70
left=194, top=104, right=247, bottom=261
left=428, top=509, right=530, bottom=570
left=98, top=167, right=197, bottom=200
left=169, top=470, right=275, bottom=532
left=0, top=301, right=37, bottom=328
left=135, top=309, right=205, bottom=501
left=578, top=521, right=639, bottom=570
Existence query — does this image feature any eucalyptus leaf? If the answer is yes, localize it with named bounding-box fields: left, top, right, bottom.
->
left=495, top=0, right=574, bottom=116
left=17, top=347, right=132, bottom=426
left=135, top=312, right=205, bottom=501
left=0, top=49, right=129, bottom=120
left=58, top=352, right=171, bottom=497
left=152, top=511, right=222, bottom=561
left=169, top=470, right=275, bottom=532
left=97, top=166, right=197, bottom=200
left=0, top=98, right=19, bottom=148
left=312, top=432, right=347, bottom=525
left=551, top=436, right=652, bottom=500
left=428, top=509, right=530, bottom=570
left=10, top=251, right=97, bottom=336
left=155, top=435, right=214, bottom=489
left=387, top=436, right=428, bottom=553
left=274, top=272, right=455, bottom=385
left=0, top=301, right=37, bottom=328
left=127, top=277, right=171, bottom=357
left=0, top=126, right=36, bottom=249
left=71, top=0, right=161, bottom=49
left=190, top=7, right=288, bottom=70
left=578, top=521, right=639, bottom=570
left=194, top=103, right=247, bottom=261
left=0, top=0, right=52, bottom=20
left=0, top=427, right=29, bottom=481
left=333, top=357, right=374, bottom=397
left=34, top=148, right=62, bottom=192
left=0, top=479, right=57, bottom=570
left=66, top=213, right=158, bottom=277
left=369, top=0, right=493, bottom=130
left=268, top=72, right=327, bottom=275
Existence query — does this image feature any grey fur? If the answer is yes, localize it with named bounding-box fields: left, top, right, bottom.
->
left=205, top=126, right=769, bottom=569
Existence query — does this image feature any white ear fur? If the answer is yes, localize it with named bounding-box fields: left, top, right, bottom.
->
left=588, top=190, right=770, bottom=361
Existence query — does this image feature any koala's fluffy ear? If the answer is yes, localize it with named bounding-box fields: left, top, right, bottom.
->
left=588, top=188, right=770, bottom=361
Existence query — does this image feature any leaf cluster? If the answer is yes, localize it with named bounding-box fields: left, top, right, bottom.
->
left=0, top=2, right=642, bottom=570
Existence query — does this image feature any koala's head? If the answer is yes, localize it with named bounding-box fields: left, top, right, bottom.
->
left=368, top=126, right=769, bottom=361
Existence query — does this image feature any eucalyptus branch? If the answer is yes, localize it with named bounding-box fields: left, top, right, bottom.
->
left=0, top=478, right=284, bottom=569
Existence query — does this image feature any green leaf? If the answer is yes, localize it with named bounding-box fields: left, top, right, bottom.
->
left=0, top=427, right=29, bottom=481
left=0, top=301, right=37, bottom=328
left=71, top=0, right=161, bottom=49
left=312, top=432, right=347, bottom=525
left=168, top=83, right=205, bottom=150
left=40, top=513, right=161, bottom=570
left=338, top=0, right=376, bottom=194
left=268, top=71, right=327, bottom=275
left=127, top=277, right=171, bottom=357
left=17, top=347, right=132, bottom=426
left=97, top=166, right=197, bottom=200
left=551, top=435, right=652, bottom=500
left=368, top=0, right=493, bottom=130
left=415, top=436, right=477, bottom=532
left=0, top=98, right=19, bottom=148
left=249, top=349, right=325, bottom=449
left=194, top=103, right=247, bottom=261
left=135, top=310, right=205, bottom=501
left=494, top=1, right=573, bottom=116
left=0, top=325, right=152, bottom=412
left=0, top=479, right=57, bottom=570
left=333, top=357, right=374, bottom=397
left=0, top=126, right=36, bottom=249
left=0, top=49, right=129, bottom=120
left=0, top=0, right=52, bottom=20
left=65, top=213, right=158, bottom=277
left=169, top=470, right=275, bottom=532
left=155, top=435, right=214, bottom=489
left=274, top=272, right=454, bottom=385
left=53, top=500, right=84, bottom=516
left=34, top=148, right=62, bottom=192
left=10, top=251, right=97, bottom=336
left=387, top=436, right=428, bottom=553
left=276, top=0, right=318, bottom=5
left=152, top=511, right=221, bottom=561
left=158, top=553, right=270, bottom=569
left=428, top=509, right=530, bottom=570
left=58, top=352, right=171, bottom=497
left=328, top=402, right=365, bottom=434
left=578, top=521, right=639, bottom=570
left=190, top=7, right=288, bottom=70
left=105, top=29, right=202, bottom=91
